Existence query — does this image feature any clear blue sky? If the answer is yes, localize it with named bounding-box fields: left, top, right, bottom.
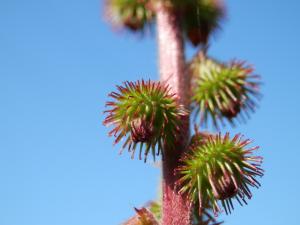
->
left=0, top=0, right=299, bottom=224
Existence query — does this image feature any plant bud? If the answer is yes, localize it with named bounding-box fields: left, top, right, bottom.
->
left=177, top=133, right=263, bottom=215
left=104, top=80, right=188, bottom=161
left=190, top=53, right=261, bottom=128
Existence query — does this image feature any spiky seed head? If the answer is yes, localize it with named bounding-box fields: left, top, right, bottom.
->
left=176, top=132, right=263, bottom=215
left=103, top=80, right=187, bottom=162
left=190, top=53, right=261, bottom=128
left=104, top=0, right=155, bottom=32
left=173, top=0, right=225, bottom=46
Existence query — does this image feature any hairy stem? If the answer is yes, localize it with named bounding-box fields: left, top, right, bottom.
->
left=156, top=2, right=191, bottom=225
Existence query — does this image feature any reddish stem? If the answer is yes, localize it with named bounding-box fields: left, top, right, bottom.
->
left=156, top=2, right=191, bottom=225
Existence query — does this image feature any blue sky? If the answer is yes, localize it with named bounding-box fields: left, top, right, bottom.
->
left=0, top=0, right=300, bottom=224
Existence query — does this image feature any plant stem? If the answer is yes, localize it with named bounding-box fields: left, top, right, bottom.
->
left=156, top=2, right=191, bottom=224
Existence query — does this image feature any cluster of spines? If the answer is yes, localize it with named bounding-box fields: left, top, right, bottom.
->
left=174, top=0, right=225, bottom=46
left=103, top=80, right=187, bottom=162
left=176, top=132, right=263, bottom=215
left=105, top=0, right=155, bottom=32
left=190, top=53, right=261, bottom=129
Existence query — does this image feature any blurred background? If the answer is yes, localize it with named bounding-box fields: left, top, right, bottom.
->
left=0, top=0, right=299, bottom=224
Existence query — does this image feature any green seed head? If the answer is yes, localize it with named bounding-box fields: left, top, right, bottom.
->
left=103, top=80, right=188, bottom=161
left=105, top=0, right=155, bottom=32
left=190, top=53, right=261, bottom=128
left=177, top=132, right=263, bottom=215
left=173, top=0, right=225, bottom=46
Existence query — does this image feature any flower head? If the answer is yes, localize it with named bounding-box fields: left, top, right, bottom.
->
left=190, top=53, right=261, bottom=128
left=177, top=132, right=263, bottom=215
left=105, top=0, right=155, bottom=32
left=103, top=80, right=187, bottom=161
left=174, top=0, right=225, bottom=46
